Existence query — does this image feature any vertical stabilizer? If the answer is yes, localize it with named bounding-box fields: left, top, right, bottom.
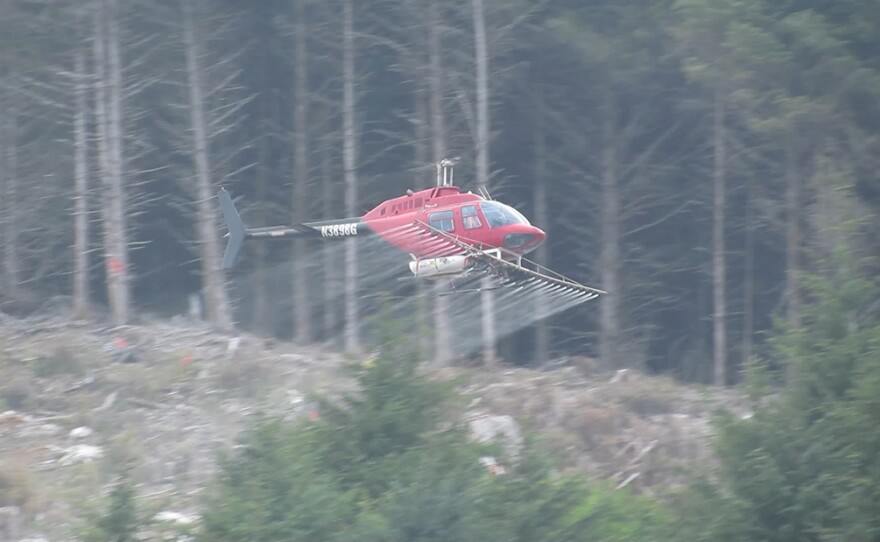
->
left=218, top=189, right=246, bottom=269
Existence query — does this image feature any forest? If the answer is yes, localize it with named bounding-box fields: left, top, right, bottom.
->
left=1, top=0, right=879, bottom=382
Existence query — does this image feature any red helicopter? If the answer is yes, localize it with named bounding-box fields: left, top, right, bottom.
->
left=219, top=160, right=604, bottom=301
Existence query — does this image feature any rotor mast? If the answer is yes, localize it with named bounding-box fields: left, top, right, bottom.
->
left=436, top=158, right=457, bottom=187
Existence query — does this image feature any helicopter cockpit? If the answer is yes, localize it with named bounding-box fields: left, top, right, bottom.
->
left=479, top=201, right=531, bottom=228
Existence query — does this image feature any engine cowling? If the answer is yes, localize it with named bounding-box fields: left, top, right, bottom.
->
left=408, top=255, right=470, bottom=278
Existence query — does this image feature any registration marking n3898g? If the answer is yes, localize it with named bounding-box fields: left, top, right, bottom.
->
left=320, top=223, right=359, bottom=238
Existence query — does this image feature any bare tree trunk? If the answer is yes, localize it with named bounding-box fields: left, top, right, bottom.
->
left=413, top=84, right=431, bottom=359
left=73, top=45, right=90, bottom=316
left=322, top=139, right=336, bottom=341
left=742, top=167, right=754, bottom=369
left=599, top=86, right=620, bottom=369
left=533, top=82, right=549, bottom=367
left=1, top=92, right=19, bottom=300
left=472, top=0, right=496, bottom=366
left=428, top=1, right=451, bottom=365
left=94, top=0, right=131, bottom=326
left=291, top=0, right=311, bottom=343
left=253, top=143, right=269, bottom=333
left=342, top=0, right=359, bottom=353
left=182, top=0, right=232, bottom=330
left=105, top=0, right=131, bottom=325
left=712, top=91, right=727, bottom=386
left=785, top=142, right=801, bottom=331
left=408, top=17, right=431, bottom=360
left=428, top=3, right=444, bottom=180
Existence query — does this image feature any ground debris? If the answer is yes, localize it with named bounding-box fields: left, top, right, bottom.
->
left=0, top=314, right=350, bottom=540
left=452, top=362, right=748, bottom=493
left=0, top=312, right=746, bottom=539
left=468, top=414, right=523, bottom=460
left=57, top=444, right=104, bottom=466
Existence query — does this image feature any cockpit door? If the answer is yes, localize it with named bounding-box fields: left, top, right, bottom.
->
left=460, top=204, right=484, bottom=231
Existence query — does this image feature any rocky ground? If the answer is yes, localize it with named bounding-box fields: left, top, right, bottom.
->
left=0, top=312, right=748, bottom=541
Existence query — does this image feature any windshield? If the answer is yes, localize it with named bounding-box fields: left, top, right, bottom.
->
left=479, top=201, right=531, bottom=228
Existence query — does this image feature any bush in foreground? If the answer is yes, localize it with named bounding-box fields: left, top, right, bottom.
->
left=199, top=353, right=672, bottom=542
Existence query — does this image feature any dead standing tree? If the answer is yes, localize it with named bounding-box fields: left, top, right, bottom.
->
left=0, top=77, right=20, bottom=303
left=342, top=0, right=360, bottom=353
left=427, top=1, right=453, bottom=364
left=472, top=0, right=497, bottom=366
left=711, top=89, right=727, bottom=385
left=0, top=4, right=25, bottom=306
left=532, top=81, right=550, bottom=366
left=73, top=35, right=91, bottom=317
left=449, top=0, right=544, bottom=365
left=93, top=0, right=132, bottom=326
left=180, top=0, right=234, bottom=330
left=0, top=2, right=97, bottom=315
left=359, top=0, right=453, bottom=363
left=291, top=0, right=312, bottom=343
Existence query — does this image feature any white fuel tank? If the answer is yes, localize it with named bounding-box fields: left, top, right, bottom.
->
left=409, top=255, right=470, bottom=278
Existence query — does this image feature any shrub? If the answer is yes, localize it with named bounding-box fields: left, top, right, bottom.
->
left=0, top=379, right=32, bottom=411
left=0, top=462, right=37, bottom=512
left=79, top=475, right=140, bottom=542
left=32, top=344, right=84, bottom=378
left=199, top=348, right=676, bottom=542
left=214, top=355, right=272, bottom=399
left=678, top=256, right=880, bottom=541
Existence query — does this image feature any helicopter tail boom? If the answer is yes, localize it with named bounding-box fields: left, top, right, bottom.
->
left=218, top=189, right=367, bottom=269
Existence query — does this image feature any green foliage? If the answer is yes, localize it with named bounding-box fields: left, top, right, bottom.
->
left=80, top=475, right=139, bottom=542
left=468, top=450, right=673, bottom=542
left=668, top=476, right=751, bottom=542
left=31, top=344, right=84, bottom=378
left=199, top=347, right=674, bottom=542
left=200, top=420, right=358, bottom=542
left=681, top=254, right=880, bottom=541
left=311, top=353, right=454, bottom=498
left=200, top=352, right=460, bottom=542
left=673, top=0, right=766, bottom=86
left=376, top=434, right=485, bottom=542
left=0, top=461, right=36, bottom=512
left=465, top=453, right=585, bottom=542
left=363, top=298, right=428, bottom=364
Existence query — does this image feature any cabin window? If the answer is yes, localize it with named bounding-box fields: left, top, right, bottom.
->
left=428, top=210, right=454, bottom=232
left=381, top=207, right=386, bottom=216
left=462, top=205, right=481, bottom=229
left=415, top=198, right=423, bottom=208
left=480, top=201, right=530, bottom=228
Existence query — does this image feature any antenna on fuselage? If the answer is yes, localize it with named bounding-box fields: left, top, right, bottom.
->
left=436, top=157, right=458, bottom=187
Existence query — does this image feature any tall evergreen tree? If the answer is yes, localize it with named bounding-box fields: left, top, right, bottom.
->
left=687, top=249, right=880, bottom=541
